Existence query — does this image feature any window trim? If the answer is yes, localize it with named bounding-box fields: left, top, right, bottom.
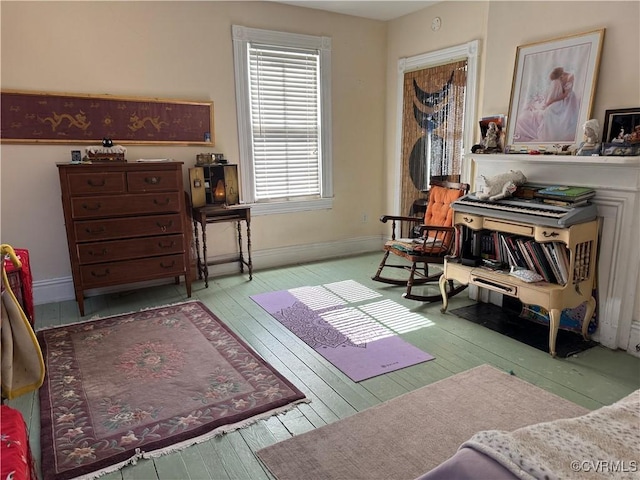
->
left=232, top=25, right=333, bottom=216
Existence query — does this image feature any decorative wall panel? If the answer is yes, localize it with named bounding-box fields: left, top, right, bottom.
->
left=0, top=90, right=214, bottom=145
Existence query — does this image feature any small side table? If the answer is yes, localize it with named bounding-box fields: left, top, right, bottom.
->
left=192, top=205, right=252, bottom=288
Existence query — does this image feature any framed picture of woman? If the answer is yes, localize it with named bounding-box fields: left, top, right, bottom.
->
left=505, top=29, right=605, bottom=152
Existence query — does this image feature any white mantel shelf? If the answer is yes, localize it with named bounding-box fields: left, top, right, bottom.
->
left=471, top=153, right=640, bottom=167
left=466, top=154, right=640, bottom=357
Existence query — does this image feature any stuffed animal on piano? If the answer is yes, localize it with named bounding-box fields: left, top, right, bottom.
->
left=476, top=170, right=527, bottom=202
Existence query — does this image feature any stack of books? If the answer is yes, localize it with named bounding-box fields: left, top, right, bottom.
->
left=533, top=185, right=595, bottom=207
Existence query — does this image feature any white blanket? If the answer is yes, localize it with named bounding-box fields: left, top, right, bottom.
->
left=461, top=389, right=640, bottom=480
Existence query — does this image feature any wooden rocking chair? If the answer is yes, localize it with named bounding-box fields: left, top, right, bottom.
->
left=372, top=181, right=470, bottom=302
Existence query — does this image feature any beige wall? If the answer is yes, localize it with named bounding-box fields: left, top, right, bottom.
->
left=385, top=1, right=639, bottom=207
left=0, top=1, right=387, bottom=291
left=2, top=1, right=639, bottom=307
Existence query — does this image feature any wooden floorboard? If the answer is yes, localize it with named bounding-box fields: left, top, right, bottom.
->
left=9, top=252, right=640, bottom=480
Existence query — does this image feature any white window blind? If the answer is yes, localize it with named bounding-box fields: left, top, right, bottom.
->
left=249, top=44, right=321, bottom=201
left=233, top=25, right=332, bottom=215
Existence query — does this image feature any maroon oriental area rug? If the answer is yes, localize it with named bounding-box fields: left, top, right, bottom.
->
left=37, top=301, right=307, bottom=480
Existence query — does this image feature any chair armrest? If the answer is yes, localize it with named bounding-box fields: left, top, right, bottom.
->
left=379, top=215, right=422, bottom=223
left=380, top=215, right=423, bottom=241
left=417, top=225, right=455, bottom=235
left=414, top=225, right=456, bottom=253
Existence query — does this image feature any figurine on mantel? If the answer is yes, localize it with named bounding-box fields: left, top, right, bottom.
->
left=483, top=122, right=500, bottom=149
left=576, top=119, right=601, bottom=156
left=471, top=120, right=504, bottom=153
left=472, top=121, right=504, bottom=153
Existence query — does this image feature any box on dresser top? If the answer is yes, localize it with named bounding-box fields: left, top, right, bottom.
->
left=57, top=161, right=192, bottom=315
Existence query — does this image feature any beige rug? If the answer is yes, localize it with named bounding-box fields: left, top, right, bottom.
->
left=257, top=364, right=589, bottom=480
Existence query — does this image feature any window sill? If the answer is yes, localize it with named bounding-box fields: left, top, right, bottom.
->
left=246, top=197, right=333, bottom=216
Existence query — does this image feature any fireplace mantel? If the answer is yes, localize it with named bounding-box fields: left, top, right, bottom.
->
left=466, top=153, right=640, bottom=357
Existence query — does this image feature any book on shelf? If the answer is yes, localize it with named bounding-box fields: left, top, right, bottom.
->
left=499, top=234, right=519, bottom=268
left=540, top=243, right=565, bottom=285
left=490, top=232, right=501, bottom=263
left=540, top=242, right=563, bottom=284
left=501, top=234, right=530, bottom=270
left=525, top=240, right=556, bottom=283
left=550, top=242, right=569, bottom=284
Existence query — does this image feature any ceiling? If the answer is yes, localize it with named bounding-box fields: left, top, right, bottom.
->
left=272, top=1, right=438, bottom=21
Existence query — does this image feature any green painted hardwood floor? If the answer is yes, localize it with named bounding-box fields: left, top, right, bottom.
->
left=9, top=252, right=640, bottom=480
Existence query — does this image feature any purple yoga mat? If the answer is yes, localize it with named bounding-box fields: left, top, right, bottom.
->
left=251, top=287, right=434, bottom=382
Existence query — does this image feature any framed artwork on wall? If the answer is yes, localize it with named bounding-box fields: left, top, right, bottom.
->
left=505, top=29, right=605, bottom=152
left=0, top=89, right=214, bottom=145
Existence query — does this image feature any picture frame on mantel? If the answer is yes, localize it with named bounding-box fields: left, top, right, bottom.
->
left=601, top=107, right=640, bottom=143
left=505, top=29, right=605, bottom=152
left=600, top=107, right=640, bottom=156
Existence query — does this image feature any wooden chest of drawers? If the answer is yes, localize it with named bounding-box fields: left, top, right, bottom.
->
left=57, top=162, right=192, bottom=315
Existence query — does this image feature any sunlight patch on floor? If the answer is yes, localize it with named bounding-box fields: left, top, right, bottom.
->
left=289, top=285, right=346, bottom=310
left=359, top=299, right=435, bottom=333
left=323, top=280, right=382, bottom=303
left=291, top=281, right=433, bottom=337
left=320, top=307, right=395, bottom=345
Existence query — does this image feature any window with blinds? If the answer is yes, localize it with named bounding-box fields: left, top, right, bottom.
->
left=232, top=25, right=332, bottom=214
left=249, top=44, right=321, bottom=200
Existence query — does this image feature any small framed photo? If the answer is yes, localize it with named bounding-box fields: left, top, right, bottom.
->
left=477, top=114, right=506, bottom=153
left=601, top=108, right=640, bottom=144
left=479, top=115, right=506, bottom=140
left=71, top=150, right=82, bottom=163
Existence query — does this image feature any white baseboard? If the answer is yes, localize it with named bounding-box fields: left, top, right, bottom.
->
left=33, top=235, right=385, bottom=304
left=626, top=320, right=640, bottom=358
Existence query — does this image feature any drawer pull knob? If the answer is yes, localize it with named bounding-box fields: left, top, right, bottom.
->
left=90, top=269, right=110, bottom=278
left=463, top=216, right=473, bottom=223
left=87, top=179, right=106, bottom=187
left=146, top=176, right=160, bottom=185
left=158, top=241, right=176, bottom=248
left=543, top=231, right=559, bottom=238
left=156, top=220, right=173, bottom=232
left=82, top=202, right=102, bottom=211
left=160, top=261, right=176, bottom=269
left=85, top=226, right=106, bottom=234
left=153, top=198, right=170, bottom=206
left=88, top=248, right=108, bottom=256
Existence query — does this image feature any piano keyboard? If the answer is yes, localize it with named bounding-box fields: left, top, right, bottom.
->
left=452, top=194, right=597, bottom=227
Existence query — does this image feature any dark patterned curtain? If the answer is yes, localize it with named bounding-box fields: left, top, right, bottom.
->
left=400, top=61, right=467, bottom=218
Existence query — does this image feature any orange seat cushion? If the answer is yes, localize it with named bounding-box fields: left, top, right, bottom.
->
left=424, top=186, right=464, bottom=227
